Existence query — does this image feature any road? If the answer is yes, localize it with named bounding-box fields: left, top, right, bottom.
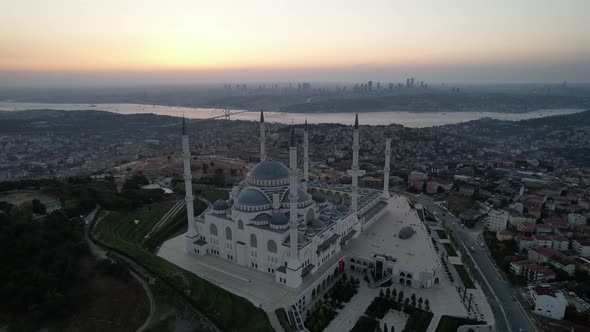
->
left=406, top=193, right=537, bottom=332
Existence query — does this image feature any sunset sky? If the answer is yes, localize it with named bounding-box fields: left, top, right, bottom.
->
left=1, top=0, right=589, bottom=85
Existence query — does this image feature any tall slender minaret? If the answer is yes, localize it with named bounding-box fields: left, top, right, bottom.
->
left=259, top=110, right=266, bottom=162
left=348, top=114, right=365, bottom=215
left=303, top=120, right=309, bottom=183
left=286, top=128, right=302, bottom=287
left=182, top=116, right=197, bottom=251
left=382, top=126, right=392, bottom=199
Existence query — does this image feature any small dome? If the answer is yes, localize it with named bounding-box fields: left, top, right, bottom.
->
left=309, top=218, right=327, bottom=231
left=305, top=228, right=316, bottom=237
left=286, top=231, right=308, bottom=246
left=270, top=213, right=289, bottom=226
left=254, top=213, right=272, bottom=222
left=213, top=199, right=229, bottom=210
left=247, top=160, right=290, bottom=181
left=399, top=226, right=416, bottom=239
left=312, top=193, right=326, bottom=203
left=282, top=187, right=312, bottom=203
left=236, top=189, right=270, bottom=206
left=297, top=223, right=308, bottom=231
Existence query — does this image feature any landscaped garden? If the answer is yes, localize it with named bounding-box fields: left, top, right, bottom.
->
left=436, top=229, right=448, bottom=239
left=304, top=273, right=360, bottom=332
left=435, top=315, right=484, bottom=332
left=453, top=264, right=475, bottom=289
left=443, top=242, right=457, bottom=256
left=356, top=287, right=433, bottom=332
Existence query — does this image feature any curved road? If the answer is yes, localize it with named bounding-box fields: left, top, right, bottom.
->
left=406, top=193, right=537, bottom=332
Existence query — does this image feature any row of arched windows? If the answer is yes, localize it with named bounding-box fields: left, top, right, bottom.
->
left=209, top=224, right=277, bottom=253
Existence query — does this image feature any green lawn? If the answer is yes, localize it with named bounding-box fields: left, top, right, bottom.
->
left=435, top=315, right=484, bottom=332
left=453, top=265, right=475, bottom=289
left=275, top=308, right=295, bottom=332
left=93, top=200, right=273, bottom=332
left=95, top=200, right=176, bottom=245
left=404, top=308, right=434, bottom=332
left=143, top=200, right=207, bottom=252
left=443, top=243, right=457, bottom=256
left=436, top=230, right=448, bottom=239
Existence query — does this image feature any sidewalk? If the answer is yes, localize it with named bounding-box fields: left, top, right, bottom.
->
left=324, top=280, right=379, bottom=332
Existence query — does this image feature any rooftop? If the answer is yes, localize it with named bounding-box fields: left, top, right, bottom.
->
left=347, top=195, right=439, bottom=272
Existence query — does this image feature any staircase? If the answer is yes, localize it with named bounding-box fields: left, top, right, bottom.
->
left=287, top=304, right=309, bottom=332
left=368, top=272, right=393, bottom=289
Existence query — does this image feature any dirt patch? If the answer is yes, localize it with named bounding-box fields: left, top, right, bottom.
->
left=0, top=190, right=58, bottom=205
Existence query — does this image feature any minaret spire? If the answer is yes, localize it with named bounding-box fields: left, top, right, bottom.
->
left=303, top=120, right=309, bottom=184
left=259, top=109, right=266, bottom=161
left=382, top=126, right=392, bottom=199
left=182, top=117, right=197, bottom=252
left=347, top=114, right=365, bottom=218
left=286, top=128, right=302, bottom=287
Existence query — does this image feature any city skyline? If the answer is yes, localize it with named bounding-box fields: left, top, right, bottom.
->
left=1, top=0, right=590, bottom=86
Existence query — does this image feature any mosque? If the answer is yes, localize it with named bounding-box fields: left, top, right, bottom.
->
left=179, top=112, right=440, bottom=295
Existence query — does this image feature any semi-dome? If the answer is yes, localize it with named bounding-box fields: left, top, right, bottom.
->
left=270, top=213, right=289, bottom=226
left=247, top=160, right=290, bottom=181
left=312, top=192, right=326, bottom=203
left=213, top=199, right=229, bottom=210
left=236, top=188, right=270, bottom=206
left=399, top=226, right=416, bottom=239
left=282, top=187, right=312, bottom=203
left=285, top=231, right=308, bottom=246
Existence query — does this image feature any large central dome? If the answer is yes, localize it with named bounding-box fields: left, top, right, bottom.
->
left=247, top=160, right=290, bottom=182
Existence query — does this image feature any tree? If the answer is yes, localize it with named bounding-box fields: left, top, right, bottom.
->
left=31, top=199, right=46, bottom=215
left=202, top=163, right=209, bottom=174
left=385, top=288, right=391, bottom=299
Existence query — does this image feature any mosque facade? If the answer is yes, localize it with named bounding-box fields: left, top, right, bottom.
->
left=182, top=112, right=438, bottom=294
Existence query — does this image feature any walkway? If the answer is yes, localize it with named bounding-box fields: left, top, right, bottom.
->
left=325, top=279, right=379, bottom=332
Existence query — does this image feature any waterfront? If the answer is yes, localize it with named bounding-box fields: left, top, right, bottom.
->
left=0, top=101, right=584, bottom=128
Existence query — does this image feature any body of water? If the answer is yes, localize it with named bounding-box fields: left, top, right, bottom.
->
left=0, top=101, right=585, bottom=128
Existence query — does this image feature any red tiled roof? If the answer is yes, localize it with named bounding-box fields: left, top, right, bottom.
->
left=534, top=286, right=557, bottom=297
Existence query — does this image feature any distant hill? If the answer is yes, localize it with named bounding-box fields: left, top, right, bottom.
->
left=0, top=109, right=181, bottom=133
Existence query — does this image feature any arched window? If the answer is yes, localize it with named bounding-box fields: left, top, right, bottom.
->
left=238, top=219, right=244, bottom=230
left=210, top=224, right=218, bottom=236
left=225, top=226, right=233, bottom=240
left=250, top=234, right=258, bottom=248
left=267, top=239, right=277, bottom=253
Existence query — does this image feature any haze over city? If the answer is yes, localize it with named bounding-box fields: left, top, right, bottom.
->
left=1, top=0, right=590, bottom=87
left=2, top=2, right=590, bottom=332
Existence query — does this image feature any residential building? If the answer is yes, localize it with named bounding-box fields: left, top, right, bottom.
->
left=530, top=286, right=567, bottom=320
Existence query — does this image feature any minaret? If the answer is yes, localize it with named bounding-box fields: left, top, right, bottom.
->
left=259, top=109, right=266, bottom=162
left=382, top=126, right=392, bottom=199
left=182, top=116, right=198, bottom=251
left=347, top=114, right=365, bottom=216
left=286, top=128, right=302, bottom=287
left=303, top=120, right=309, bottom=184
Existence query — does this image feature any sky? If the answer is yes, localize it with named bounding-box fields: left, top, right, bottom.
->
left=1, top=0, right=589, bottom=86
